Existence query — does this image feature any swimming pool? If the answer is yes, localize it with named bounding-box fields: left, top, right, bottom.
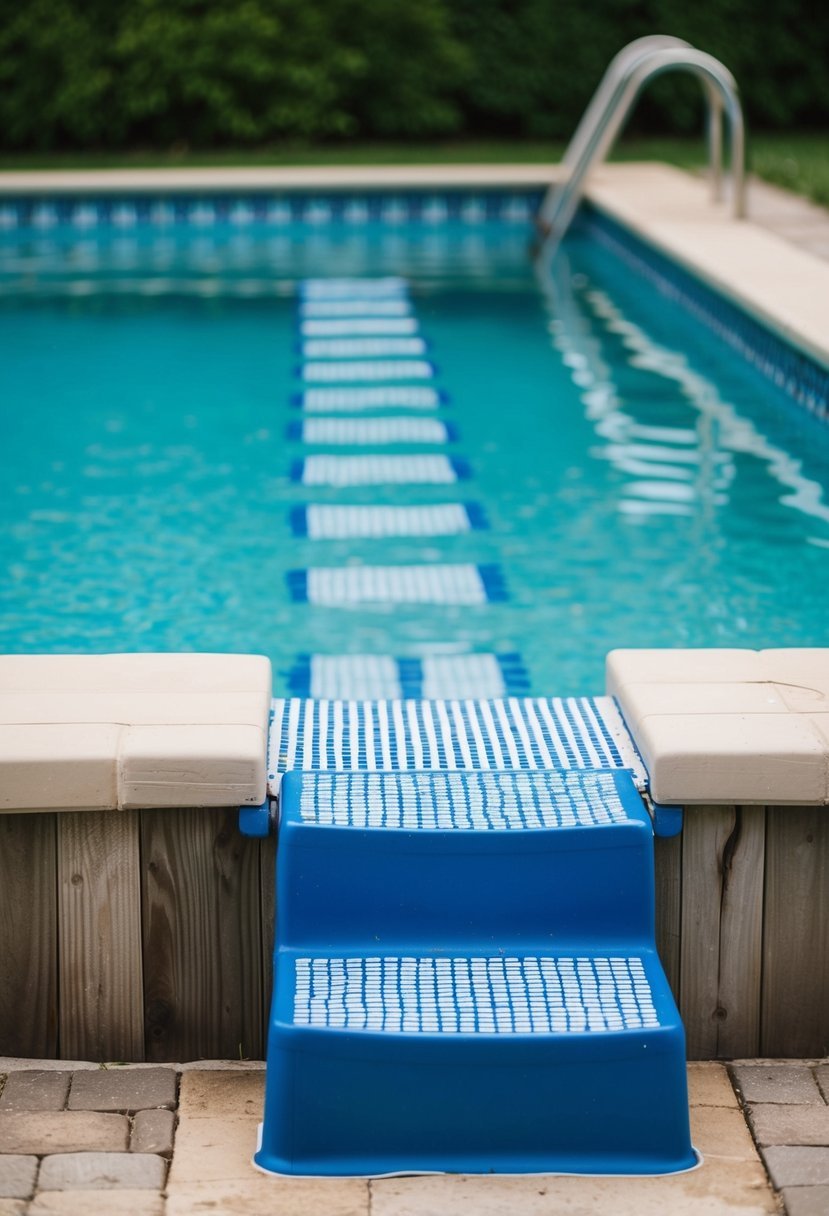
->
left=2, top=192, right=828, bottom=694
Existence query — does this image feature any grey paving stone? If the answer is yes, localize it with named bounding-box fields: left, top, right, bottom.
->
left=815, top=1065, right=829, bottom=1105
left=731, top=1065, right=823, bottom=1105
left=781, top=1186, right=829, bottom=1216
left=762, top=1146, right=829, bottom=1188
left=0, top=1155, right=37, bottom=1200
left=38, top=1152, right=167, bottom=1191
left=749, top=1104, right=829, bottom=1146
left=0, top=1071, right=71, bottom=1112
left=68, top=1068, right=176, bottom=1113
left=0, top=1111, right=128, bottom=1154
left=131, top=1108, right=175, bottom=1156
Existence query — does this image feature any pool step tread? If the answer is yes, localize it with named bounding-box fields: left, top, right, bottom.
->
left=268, top=696, right=643, bottom=786
left=294, top=385, right=443, bottom=411
left=291, top=769, right=636, bottom=831
left=284, top=651, right=524, bottom=699
left=289, top=502, right=486, bottom=540
left=300, top=317, right=420, bottom=336
left=289, top=952, right=665, bottom=1035
left=287, top=417, right=456, bottom=445
left=286, top=562, right=508, bottom=606
left=301, top=336, right=428, bottom=359
left=291, top=454, right=469, bottom=485
left=301, top=359, right=435, bottom=382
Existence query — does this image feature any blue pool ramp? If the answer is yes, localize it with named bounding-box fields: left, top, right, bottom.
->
left=252, top=767, right=695, bottom=1177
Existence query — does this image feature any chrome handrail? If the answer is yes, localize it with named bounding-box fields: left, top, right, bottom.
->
left=538, top=45, right=743, bottom=253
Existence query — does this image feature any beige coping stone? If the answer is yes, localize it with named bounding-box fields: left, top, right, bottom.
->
left=634, top=712, right=827, bottom=805
left=607, top=648, right=829, bottom=805
left=166, top=1178, right=369, bottom=1216
left=606, top=649, right=763, bottom=698
left=0, top=164, right=557, bottom=196
left=585, top=162, right=829, bottom=368
left=0, top=653, right=271, bottom=813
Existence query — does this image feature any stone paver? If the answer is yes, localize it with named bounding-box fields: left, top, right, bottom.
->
left=0, top=1156, right=37, bottom=1201
left=167, top=1114, right=270, bottom=1184
left=749, top=1103, right=829, bottom=1146
left=369, top=1160, right=777, bottom=1216
left=68, top=1067, right=176, bottom=1113
left=815, top=1065, right=829, bottom=1104
left=731, top=1064, right=824, bottom=1105
left=0, top=1072, right=71, bottom=1112
left=166, top=1179, right=369, bottom=1216
left=38, top=1152, right=166, bottom=1191
left=686, top=1062, right=739, bottom=1108
left=762, top=1146, right=829, bottom=1189
left=0, top=1112, right=128, bottom=1155
left=0, top=1202, right=26, bottom=1216
left=178, top=1070, right=263, bottom=1119
left=28, top=1189, right=165, bottom=1214
left=780, top=1185, right=829, bottom=1216
left=688, top=1105, right=757, bottom=1161
left=131, top=1108, right=175, bottom=1156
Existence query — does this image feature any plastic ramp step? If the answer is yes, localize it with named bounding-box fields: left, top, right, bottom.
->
left=267, top=697, right=645, bottom=786
left=276, top=769, right=655, bottom=945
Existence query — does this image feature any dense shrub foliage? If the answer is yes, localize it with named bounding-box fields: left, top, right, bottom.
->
left=0, top=0, right=826, bottom=149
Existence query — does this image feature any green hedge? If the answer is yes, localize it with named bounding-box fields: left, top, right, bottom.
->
left=0, top=0, right=826, bottom=150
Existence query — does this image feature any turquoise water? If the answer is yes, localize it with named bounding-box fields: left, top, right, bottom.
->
left=1, top=219, right=828, bottom=693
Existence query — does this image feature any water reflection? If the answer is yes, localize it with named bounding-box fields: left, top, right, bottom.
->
left=539, top=250, right=829, bottom=534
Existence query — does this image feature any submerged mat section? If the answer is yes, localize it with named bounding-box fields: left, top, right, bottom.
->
left=285, top=274, right=516, bottom=703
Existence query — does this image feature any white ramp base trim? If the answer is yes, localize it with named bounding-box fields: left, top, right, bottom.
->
left=293, top=454, right=467, bottom=486
left=294, top=503, right=481, bottom=540
left=290, top=563, right=501, bottom=606
left=267, top=696, right=646, bottom=785
left=299, top=298, right=413, bottom=318
left=301, top=360, right=434, bottom=382
left=301, top=317, right=419, bottom=337
left=302, top=337, right=427, bottom=359
left=296, top=418, right=452, bottom=445
left=298, top=386, right=441, bottom=412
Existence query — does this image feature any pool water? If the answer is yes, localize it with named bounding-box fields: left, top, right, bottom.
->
left=1, top=215, right=828, bottom=694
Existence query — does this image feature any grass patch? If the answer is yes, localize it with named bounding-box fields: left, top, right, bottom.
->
left=0, top=133, right=826, bottom=208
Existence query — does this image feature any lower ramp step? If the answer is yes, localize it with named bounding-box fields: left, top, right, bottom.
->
left=256, top=948, right=694, bottom=1176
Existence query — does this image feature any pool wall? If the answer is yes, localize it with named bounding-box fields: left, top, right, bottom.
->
left=1, top=167, right=827, bottom=1062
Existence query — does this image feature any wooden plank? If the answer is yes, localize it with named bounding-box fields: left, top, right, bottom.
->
left=679, top=806, right=765, bottom=1059
left=0, top=814, right=58, bottom=1057
left=762, top=807, right=829, bottom=1057
left=57, top=811, right=144, bottom=1061
left=141, top=808, right=263, bottom=1062
left=654, top=832, right=682, bottom=1001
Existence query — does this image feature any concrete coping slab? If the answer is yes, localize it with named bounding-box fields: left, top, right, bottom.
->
left=0, top=654, right=271, bottom=813
left=607, top=648, right=829, bottom=806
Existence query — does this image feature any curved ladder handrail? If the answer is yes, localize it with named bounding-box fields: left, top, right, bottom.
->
left=538, top=47, right=743, bottom=253
left=553, top=35, right=723, bottom=205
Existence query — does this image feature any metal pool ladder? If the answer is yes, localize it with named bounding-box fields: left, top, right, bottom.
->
left=537, top=37, right=746, bottom=252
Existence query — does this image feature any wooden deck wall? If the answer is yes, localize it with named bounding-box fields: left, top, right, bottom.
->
left=1, top=805, right=827, bottom=1061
